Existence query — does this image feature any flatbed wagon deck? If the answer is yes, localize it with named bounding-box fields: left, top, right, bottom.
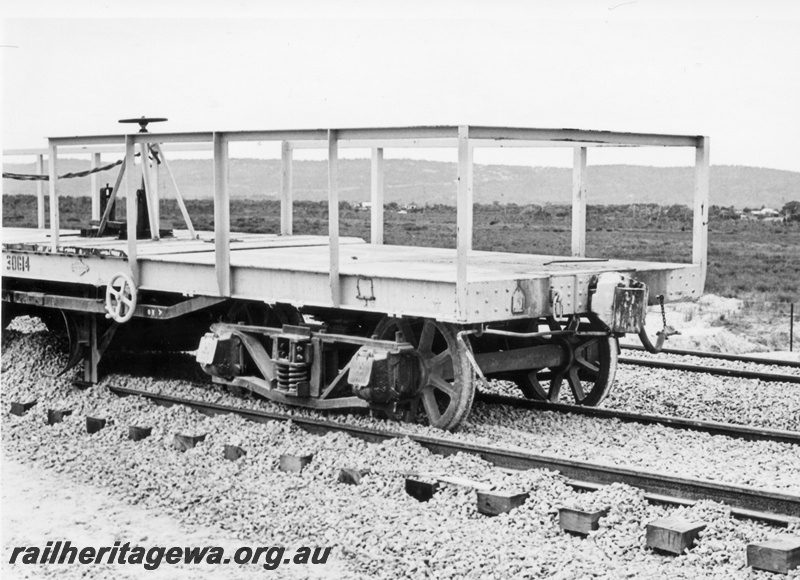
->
left=2, top=124, right=710, bottom=430
left=3, top=226, right=699, bottom=323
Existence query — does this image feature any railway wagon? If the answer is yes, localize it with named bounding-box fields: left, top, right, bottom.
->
left=1, top=124, right=709, bottom=430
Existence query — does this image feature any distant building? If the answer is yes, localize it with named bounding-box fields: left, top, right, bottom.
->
left=740, top=207, right=784, bottom=221
left=754, top=208, right=781, bottom=217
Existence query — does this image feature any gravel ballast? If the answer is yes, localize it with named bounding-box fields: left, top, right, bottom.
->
left=607, top=365, right=800, bottom=432
left=3, top=323, right=800, bottom=579
left=106, top=374, right=800, bottom=496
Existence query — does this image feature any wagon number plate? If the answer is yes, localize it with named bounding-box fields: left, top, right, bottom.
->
left=196, top=334, right=219, bottom=365
left=348, top=349, right=374, bottom=387
left=5, top=254, right=31, bottom=272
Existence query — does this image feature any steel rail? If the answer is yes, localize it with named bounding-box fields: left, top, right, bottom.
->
left=621, top=344, right=800, bottom=369
left=618, top=357, right=800, bottom=384
left=109, top=385, right=800, bottom=522
left=475, top=392, right=800, bottom=445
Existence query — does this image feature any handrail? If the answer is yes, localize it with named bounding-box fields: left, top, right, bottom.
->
left=4, top=143, right=213, bottom=230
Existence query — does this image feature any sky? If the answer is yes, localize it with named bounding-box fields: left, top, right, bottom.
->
left=2, top=0, right=799, bottom=170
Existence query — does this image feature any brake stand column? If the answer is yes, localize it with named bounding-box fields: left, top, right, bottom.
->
left=74, top=314, right=117, bottom=388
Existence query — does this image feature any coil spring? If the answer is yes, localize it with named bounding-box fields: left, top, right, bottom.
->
left=276, top=361, right=310, bottom=392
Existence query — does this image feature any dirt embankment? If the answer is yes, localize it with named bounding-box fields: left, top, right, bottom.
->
left=622, top=294, right=799, bottom=360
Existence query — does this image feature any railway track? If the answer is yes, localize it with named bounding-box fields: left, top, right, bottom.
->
left=618, top=356, right=800, bottom=384
left=109, top=385, right=800, bottom=524
left=621, top=345, right=800, bottom=369
left=618, top=344, right=800, bottom=387
left=475, top=392, right=800, bottom=445
left=107, top=372, right=800, bottom=446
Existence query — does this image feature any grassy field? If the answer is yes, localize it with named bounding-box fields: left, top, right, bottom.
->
left=3, top=195, right=799, bottom=303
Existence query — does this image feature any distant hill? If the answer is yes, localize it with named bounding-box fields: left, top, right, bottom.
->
left=3, top=159, right=798, bottom=209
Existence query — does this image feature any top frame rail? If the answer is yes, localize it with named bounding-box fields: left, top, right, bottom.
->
left=40, top=125, right=703, bottom=150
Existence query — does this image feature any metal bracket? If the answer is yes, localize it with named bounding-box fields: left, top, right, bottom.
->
left=511, top=282, right=526, bottom=314
left=550, top=289, right=564, bottom=321
left=356, top=277, right=376, bottom=305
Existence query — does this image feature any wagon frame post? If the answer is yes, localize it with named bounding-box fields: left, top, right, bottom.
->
left=572, top=146, right=588, bottom=257
left=456, top=125, right=473, bottom=321
left=280, top=140, right=293, bottom=236
left=148, top=143, right=159, bottom=236
left=213, top=132, right=231, bottom=297
left=124, top=135, right=139, bottom=282
left=90, top=152, right=102, bottom=221
left=47, top=143, right=59, bottom=251
left=36, top=153, right=45, bottom=229
left=328, top=129, right=341, bottom=307
left=371, top=147, right=385, bottom=245
left=693, top=136, right=710, bottom=289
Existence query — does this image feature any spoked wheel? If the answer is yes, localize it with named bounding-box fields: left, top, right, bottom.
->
left=517, top=330, right=618, bottom=406
left=373, top=317, right=476, bottom=431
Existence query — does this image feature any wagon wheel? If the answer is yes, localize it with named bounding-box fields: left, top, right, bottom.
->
left=373, top=317, right=476, bottom=431
left=518, top=332, right=618, bottom=406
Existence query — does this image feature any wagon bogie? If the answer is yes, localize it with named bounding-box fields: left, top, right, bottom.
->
left=193, top=307, right=626, bottom=429
left=194, top=313, right=472, bottom=430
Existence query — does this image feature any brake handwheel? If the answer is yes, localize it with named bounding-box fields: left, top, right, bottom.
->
left=118, top=116, right=168, bottom=133
left=105, top=272, right=137, bottom=323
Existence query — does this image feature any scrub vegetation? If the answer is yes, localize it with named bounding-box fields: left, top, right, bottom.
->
left=3, top=195, right=798, bottom=303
